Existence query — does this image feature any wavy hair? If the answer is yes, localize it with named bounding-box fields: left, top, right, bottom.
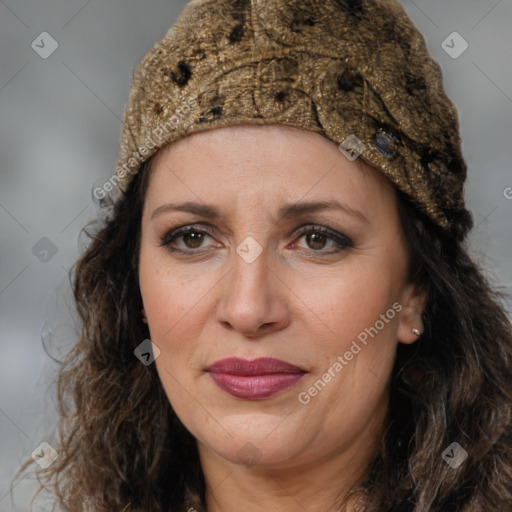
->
left=17, top=154, right=512, bottom=511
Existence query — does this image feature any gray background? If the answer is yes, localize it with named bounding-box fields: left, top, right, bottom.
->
left=1, top=0, right=511, bottom=510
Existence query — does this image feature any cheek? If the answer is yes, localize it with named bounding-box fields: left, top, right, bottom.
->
left=139, top=244, right=212, bottom=339
left=138, top=246, right=221, bottom=402
left=139, top=259, right=203, bottom=417
left=304, top=262, right=400, bottom=347
left=299, top=266, right=400, bottom=409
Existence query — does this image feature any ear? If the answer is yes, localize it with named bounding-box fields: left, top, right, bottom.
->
left=396, top=282, right=427, bottom=344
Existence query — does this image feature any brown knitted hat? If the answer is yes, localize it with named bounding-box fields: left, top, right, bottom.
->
left=115, top=0, right=473, bottom=241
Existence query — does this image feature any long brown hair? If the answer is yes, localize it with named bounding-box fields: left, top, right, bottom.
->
left=16, top=155, right=512, bottom=511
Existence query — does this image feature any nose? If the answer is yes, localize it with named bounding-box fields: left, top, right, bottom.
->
left=216, top=247, right=291, bottom=338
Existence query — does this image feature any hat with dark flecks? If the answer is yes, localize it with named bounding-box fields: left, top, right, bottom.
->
left=114, top=0, right=473, bottom=241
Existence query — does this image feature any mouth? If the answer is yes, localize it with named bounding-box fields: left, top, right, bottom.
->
left=205, top=357, right=307, bottom=400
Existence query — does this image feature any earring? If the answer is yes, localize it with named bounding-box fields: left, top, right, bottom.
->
left=412, top=327, right=421, bottom=336
left=141, top=308, right=148, bottom=324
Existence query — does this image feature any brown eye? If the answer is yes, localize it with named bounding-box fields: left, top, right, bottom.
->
left=160, top=226, right=218, bottom=253
left=181, top=230, right=206, bottom=249
left=305, top=232, right=328, bottom=250
left=294, top=225, right=353, bottom=253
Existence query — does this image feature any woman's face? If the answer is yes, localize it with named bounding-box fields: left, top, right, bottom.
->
left=138, top=124, right=425, bottom=472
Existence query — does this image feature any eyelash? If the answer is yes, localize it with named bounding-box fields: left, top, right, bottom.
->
left=159, top=223, right=354, bottom=255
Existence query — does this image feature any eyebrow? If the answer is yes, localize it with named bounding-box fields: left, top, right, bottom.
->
left=150, top=200, right=369, bottom=225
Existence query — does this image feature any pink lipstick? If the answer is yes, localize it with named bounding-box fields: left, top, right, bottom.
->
left=206, top=357, right=307, bottom=399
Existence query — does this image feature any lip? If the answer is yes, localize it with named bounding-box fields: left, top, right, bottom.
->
left=206, top=357, right=307, bottom=399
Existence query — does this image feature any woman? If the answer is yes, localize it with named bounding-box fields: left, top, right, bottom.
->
left=22, top=0, right=512, bottom=510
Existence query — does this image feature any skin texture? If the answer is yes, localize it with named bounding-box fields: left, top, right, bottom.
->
left=138, top=124, right=426, bottom=512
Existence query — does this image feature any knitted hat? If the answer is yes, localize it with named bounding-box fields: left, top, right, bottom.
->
left=115, top=0, right=473, bottom=241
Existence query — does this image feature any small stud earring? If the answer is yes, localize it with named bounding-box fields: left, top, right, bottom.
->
left=412, top=327, right=421, bottom=336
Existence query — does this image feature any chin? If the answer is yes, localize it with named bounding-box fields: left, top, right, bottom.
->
left=194, top=420, right=303, bottom=467
left=205, top=440, right=300, bottom=469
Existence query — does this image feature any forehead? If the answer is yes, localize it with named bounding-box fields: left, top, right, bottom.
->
left=142, top=124, right=399, bottom=230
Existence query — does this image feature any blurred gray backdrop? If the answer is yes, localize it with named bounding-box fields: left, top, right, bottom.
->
left=1, top=0, right=511, bottom=510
